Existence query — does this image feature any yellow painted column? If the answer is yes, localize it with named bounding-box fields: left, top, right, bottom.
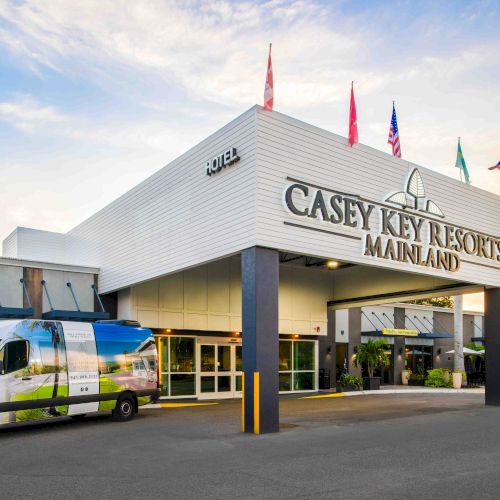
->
left=253, top=371, right=260, bottom=434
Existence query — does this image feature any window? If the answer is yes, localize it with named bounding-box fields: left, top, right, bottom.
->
left=170, top=337, right=195, bottom=372
left=2, top=340, right=29, bottom=374
left=279, top=340, right=316, bottom=393
left=155, top=336, right=196, bottom=397
left=279, top=341, right=292, bottom=371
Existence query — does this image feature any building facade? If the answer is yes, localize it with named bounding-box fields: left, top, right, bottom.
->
left=2, top=105, right=499, bottom=433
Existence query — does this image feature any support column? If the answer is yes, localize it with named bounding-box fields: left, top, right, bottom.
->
left=454, top=295, right=465, bottom=372
left=348, top=307, right=362, bottom=377
left=393, top=307, right=406, bottom=384
left=319, top=308, right=336, bottom=389
left=241, top=247, right=279, bottom=434
left=485, top=288, right=500, bottom=405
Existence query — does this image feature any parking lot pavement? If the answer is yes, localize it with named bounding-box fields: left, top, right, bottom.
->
left=2, top=392, right=500, bottom=500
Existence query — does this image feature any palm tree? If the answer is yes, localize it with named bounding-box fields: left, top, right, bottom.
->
left=354, top=339, right=390, bottom=378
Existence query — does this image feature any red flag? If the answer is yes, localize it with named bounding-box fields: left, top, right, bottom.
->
left=264, top=44, right=273, bottom=111
left=348, top=82, right=358, bottom=146
left=488, top=161, right=500, bottom=171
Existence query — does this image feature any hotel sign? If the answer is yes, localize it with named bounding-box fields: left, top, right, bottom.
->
left=284, top=169, right=500, bottom=273
left=205, top=147, right=240, bottom=176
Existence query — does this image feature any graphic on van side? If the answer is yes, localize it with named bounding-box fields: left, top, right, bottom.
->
left=0, top=320, right=158, bottom=425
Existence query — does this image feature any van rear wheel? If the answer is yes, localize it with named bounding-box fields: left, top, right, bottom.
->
left=112, top=395, right=135, bottom=422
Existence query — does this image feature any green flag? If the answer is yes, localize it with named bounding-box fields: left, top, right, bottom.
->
left=455, top=138, right=471, bottom=185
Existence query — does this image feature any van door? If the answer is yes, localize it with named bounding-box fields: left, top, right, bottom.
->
left=0, top=339, right=33, bottom=424
left=61, top=322, right=100, bottom=416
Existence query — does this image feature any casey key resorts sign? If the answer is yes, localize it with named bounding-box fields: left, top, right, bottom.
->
left=284, top=169, right=500, bottom=273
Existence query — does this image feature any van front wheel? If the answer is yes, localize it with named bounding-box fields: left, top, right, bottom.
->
left=112, top=395, right=135, bottom=422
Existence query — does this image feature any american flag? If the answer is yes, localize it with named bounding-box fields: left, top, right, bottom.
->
left=388, top=103, right=401, bottom=158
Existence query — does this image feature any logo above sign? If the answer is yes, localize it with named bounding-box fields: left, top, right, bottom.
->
left=205, top=147, right=240, bottom=176
left=386, top=168, right=444, bottom=218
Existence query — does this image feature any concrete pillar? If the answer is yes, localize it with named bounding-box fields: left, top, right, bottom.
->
left=319, top=308, right=336, bottom=388
left=454, top=295, right=465, bottom=372
left=348, top=307, right=362, bottom=377
left=392, top=307, right=405, bottom=384
left=485, top=288, right=500, bottom=405
left=393, top=336, right=405, bottom=385
left=241, top=247, right=279, bottom=434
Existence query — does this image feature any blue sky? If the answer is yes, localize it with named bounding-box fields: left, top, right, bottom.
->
left=0, top=0, right=498, bottom=255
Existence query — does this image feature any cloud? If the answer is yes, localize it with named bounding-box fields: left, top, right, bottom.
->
left=0, top=0, right=363, bottom=108
left=0, top=94, right=67, bottom=131
left=0, top=0, right=498, bottom=230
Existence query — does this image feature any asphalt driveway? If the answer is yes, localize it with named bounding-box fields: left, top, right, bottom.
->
left=1, top=392, right=498, bottom=499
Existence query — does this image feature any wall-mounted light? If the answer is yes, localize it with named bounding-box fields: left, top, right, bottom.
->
left=234, top=331, right=241, bottom=336
left=399, top=347, right=403, bottom=355
left=353, top=345, right=358, bottom=354
left=341, top=330, right=345, bottom=336
left=437, top=348, right=442, bottom=356
left=293, top=334, right=300, bottom=339
left=326, top=260, right=339, bottom=269
left=166, top=328, right=172, bottom=333
left=326, top=346, right=332, bottom=355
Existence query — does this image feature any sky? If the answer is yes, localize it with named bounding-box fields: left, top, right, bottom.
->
left=0, top=0, right=498, bottom=311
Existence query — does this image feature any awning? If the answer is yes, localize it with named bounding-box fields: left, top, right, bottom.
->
left=445, top=347, right=484, bottom=355
left=0, top=306, right=34, bottom=319
left=362, top=330, right=453, bottom=339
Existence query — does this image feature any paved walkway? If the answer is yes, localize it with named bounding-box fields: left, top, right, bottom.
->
left=144, top=385, right=485, bottom=408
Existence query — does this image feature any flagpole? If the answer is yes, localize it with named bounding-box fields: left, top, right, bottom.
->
left=458, top=136, right=463, bottom=183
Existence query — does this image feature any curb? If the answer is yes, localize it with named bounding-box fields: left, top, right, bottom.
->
left=341, top=388, right=485, bottom=397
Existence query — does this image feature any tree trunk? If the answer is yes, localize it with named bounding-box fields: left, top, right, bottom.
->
left=454, top=295, right=465, bottom=373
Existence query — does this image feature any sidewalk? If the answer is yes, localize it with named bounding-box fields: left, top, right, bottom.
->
left=316, top=385, right=485, bottom=398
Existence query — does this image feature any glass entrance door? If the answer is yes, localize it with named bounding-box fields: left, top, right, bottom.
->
left=197, top=343, right=242, bottom=399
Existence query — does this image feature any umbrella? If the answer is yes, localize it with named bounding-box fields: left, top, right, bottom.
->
left=445, top=347, right=484, bottom=355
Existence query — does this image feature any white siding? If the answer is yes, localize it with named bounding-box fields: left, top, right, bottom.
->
left=254, top=107, right=500, bottom=287
left=68, top=107, right=258, bottom=293
left=2, top=227, right=78, bottom=265
left=2, top=230, right=17, bottom=258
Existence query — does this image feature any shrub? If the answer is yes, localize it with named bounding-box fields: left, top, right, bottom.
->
left=337, top=373, right=363, bottom=390
left=425, top=368, right=451, bottom=388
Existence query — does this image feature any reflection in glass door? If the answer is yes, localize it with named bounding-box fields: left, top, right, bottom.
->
left=197, top=342, right=242, bottom=399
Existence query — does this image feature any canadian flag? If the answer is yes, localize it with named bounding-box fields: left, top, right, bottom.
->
left=264, top=44, right=273, bottom=111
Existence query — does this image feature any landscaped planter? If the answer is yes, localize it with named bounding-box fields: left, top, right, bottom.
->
left=336, top=384, right=360, bottom=393
left=363, top=377, right=380, bottom=391
left=452, top=372, right=463, bottom=389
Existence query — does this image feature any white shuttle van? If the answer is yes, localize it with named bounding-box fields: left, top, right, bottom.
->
left=0, top=319, right=159, bottom=426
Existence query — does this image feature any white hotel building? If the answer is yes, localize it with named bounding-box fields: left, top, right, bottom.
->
left=1, top=105, right=499, bottom=433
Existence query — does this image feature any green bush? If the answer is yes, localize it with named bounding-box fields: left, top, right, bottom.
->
left=337, top=373, right=363, bottom=390
left=425, top=368, right=451, bottom=388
